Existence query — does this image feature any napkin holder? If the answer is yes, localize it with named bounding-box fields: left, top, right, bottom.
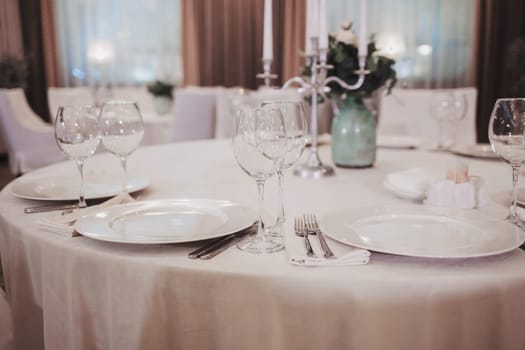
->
left=424, top=161, right=486, bottom=209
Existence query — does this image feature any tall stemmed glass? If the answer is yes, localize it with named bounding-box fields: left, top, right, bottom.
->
left=55, top=105, right=100, bottom=208
left=448, top=93, right=468, bottom=147
left=99, top=101, right=144, bottom=194
left=233, top=106, right=287, bottom=254
left=262, top=101, right=307, bottom=234
left=429, top=91, right=468, bottom=150
left=429, top=92, right=454, bottom=150
left=488, top=98, right=525, bottom=227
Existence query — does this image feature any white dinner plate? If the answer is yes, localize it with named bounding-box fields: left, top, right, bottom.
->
left=74, top=199, right=257, bottom=244
left=450, top=144, right=498, bottom=159
left=11, top=172, right=149, bottom=201
left=320, top=206, right=525, bottom=258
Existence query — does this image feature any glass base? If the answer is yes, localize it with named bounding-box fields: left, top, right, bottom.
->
left=265, top=223, right=284, bottom=238
left=236, top=235, right=284, bottom=254
left=293, top=163, right=335, bottom=179
left=506, top=214, right=525, bottom=229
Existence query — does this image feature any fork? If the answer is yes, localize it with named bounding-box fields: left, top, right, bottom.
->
left=294, top=217, right=317, bottom=257
left=304, top=214, right=336, bottom=259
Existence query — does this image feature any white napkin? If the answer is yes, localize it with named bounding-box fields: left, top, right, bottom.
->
left=38, top=193, right=135, bottom=237
left=284, top=230, right=370, bottom=267
left=385, top=167, right=436, bottom=195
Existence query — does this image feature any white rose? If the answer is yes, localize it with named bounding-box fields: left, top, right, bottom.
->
left=335, top=29, right=357, bottom=46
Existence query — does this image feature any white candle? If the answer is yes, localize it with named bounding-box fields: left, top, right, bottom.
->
left=305, top=0, right=316, bottom=54
left=310, top=0, right=319, bottom=38
left=263, top=0, right=273, bottom=60
left=318, top=0, right=328, bottom=49
left=358, top=0, right=368, bottom=56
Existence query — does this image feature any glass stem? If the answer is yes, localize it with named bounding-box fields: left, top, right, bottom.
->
left=438, top=121, right=444, bottom=149
left=77, top=160, right=87, bottom=208
left=510, top=165, right=520, bottom=219
left=120, top=156, right=128, bottom=194
left=255, top=180, right=266, bottom=239
left=277, top=170, right=285, bottom=225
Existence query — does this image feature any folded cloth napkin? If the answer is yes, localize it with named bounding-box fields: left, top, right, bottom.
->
left=38, top=193, right=135, bottom=237
left=385, top=167, right=436, bottom=195
left=284, top=229, right=370, bottom=267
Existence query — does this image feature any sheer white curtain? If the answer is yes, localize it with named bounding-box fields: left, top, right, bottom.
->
left=327, top=0, right=477, bottom=88
left=53, top=0, right=182, bottom=87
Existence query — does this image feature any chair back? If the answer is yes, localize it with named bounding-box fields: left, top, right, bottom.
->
left=0, top=89, right=65, bottom=174
left=172, top=88, right=218, bottom=142
left=47, top=87, right=93, bottom=122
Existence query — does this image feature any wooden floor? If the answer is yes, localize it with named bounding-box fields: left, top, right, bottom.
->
left=0, top=156, right=15, bottom=190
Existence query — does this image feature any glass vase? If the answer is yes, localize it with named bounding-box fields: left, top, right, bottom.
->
left=331, top=95, right=376, bottom=168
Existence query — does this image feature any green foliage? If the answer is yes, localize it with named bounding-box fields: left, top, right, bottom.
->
left=324, top=34, right=397, bottom=99
left=147, top=80, right=174, bottom=98
left=0, top=56, right=28, bottom=89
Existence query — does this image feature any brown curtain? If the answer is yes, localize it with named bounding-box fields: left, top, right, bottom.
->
left=181, top=0, right=305, bottom=89
left=279, top=0, right=306, bottom=82
left=18, top=0, right=51, bottom=121
left=475, top=0, right=525, bottom=142
left=41, top=0, right=61, bottom=87
left=0, top=0, right=23, bottom=57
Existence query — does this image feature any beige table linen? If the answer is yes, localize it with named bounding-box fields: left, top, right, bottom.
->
left=0, top=140, right=525, bottom=350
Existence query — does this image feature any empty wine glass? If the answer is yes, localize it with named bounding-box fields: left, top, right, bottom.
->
left=448, top=93, right=468, bottom=146
left=232, top=106, right=287, bottom=254
left=488, top=98, right=525, bottom=227
left=55, top=105, right=100, bottom=208
left=99, top=101, right=144, bottom=194
left=261, top=101, right=307, bottom=235
left=429, top=92, right=454, bottom=150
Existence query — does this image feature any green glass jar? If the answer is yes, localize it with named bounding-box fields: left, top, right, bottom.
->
left=331, top=95, right=376, bottom=168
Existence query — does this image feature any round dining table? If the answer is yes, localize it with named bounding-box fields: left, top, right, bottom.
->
left=1, top=139, right=525, bottom=350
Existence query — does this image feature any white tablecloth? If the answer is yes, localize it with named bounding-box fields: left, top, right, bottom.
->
left=1, top=139, right=525, bottom=350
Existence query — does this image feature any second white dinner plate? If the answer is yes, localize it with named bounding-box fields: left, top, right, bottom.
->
left=11, top=172, right=149, bottom=201
left=74, top=198, right=257, bottom=244
left=320, top=206, right=524, bottom=258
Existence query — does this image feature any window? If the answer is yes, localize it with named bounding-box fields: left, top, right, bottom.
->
left=54, top=0, right=182, bottom=87
left=327, top=0, right=476, bottom=88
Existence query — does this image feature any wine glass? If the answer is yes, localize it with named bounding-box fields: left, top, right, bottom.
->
left=488, top=98, right=525, bottom=227
left=232, top=106, right=287, bottom=254
left=261, top=101, right=307, bottom=235
left=448, top=92, right=468, bottom=146
left=429, top=92, right=454, bottom=150
left=429, top=91, right=468, bottom=150
left=55, top=105, right=100, bottom=208
left=99, top=101, right=144, bottom=194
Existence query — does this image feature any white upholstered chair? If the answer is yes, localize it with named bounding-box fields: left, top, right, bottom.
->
left=47, top=86, right=93, bottom=121
left=378, top=87, right=478, bottom=146
left=171, top=87, right=218, bottom=142
left=0, top=89, right=65, bottom=175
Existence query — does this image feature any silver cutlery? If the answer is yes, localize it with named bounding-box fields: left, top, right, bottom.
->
left=294, top=217, right=317, bottom=257
left=24, top=203, right=80, bottom=214
left=304, top=214, right=336, bottom=259
left=188, top=223, right=257, bottom=260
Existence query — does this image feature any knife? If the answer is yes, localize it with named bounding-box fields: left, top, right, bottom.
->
left=24, top=203, right=79, bottom=214
left=188, top=223, right=257, bottom=259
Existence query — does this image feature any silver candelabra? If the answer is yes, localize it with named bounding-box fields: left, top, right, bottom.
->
left=257, top=37, right=369, bottom=179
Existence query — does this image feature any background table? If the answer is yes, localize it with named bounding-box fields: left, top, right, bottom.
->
left=1, top=139, right=525, bottom=350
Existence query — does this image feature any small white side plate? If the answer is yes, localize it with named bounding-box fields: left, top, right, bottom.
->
left=377, top=135, right=422, bottom=149
left=450, top=144, right=498, bottom=159
left=383, top=180, right=426, bottom=201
